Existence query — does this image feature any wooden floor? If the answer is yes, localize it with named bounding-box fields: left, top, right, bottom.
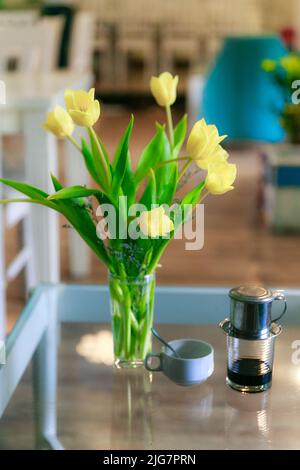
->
left=5, top=105, right=300, bottom=329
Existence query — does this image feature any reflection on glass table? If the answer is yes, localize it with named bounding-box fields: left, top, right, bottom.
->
left=1, top=284, right=300, bottom=449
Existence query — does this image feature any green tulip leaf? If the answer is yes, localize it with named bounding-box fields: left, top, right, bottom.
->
left=56, top=201, right=111, bottom=269
left=111, top=115, right=134, bottom=197
left=112, top=115, right=133, bottom=169
left=81, top=138, right=102, bottom=187
left=135, top=124, right=164, bottom=185
left=122, top=151, right=136, bottom=208
left=0, top=177, right=48, bottom=200
left=140, top=169, right=156, bottom=210
left=88, top=128, right=111, bottom=192
left=51, top=174, right=64, bottom=192
left=177, top=180, right=205, bottom=227
left=48, top=185, right=101, bottom=201
left=0, top=177, right=112, bottom=270
left=155, top=127, right=177, bottom=204
left=157, top=163, right=177, bottom=205
left=0, top=197, right=58, bottom=210
left=173, top=114, right=187, bottom=158
left=181, top=181, right=205, bottom=206
left=50, top=175, right=90, bottom=209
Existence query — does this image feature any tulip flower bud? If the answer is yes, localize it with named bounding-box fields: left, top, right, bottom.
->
left=65, top=88, right=100, bottom=127
left=138, top=207, right=174, bottom=237
left=43, top=105, right=74, bottom=138
left=205, top=161, right=237, bottom=195
left=150, top=72, right=178, bottom=107
left=187, top=118, right=227, bottom=169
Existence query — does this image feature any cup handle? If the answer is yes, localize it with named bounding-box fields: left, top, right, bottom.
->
left=272, top=291, right=287, bottom=323
left=144, top=352, right=163, bottom=372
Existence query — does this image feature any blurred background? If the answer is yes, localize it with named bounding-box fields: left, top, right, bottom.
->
left=1, top=0, right=300, bottom=333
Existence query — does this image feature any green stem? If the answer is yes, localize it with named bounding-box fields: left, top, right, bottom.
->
left=89, top=127, right=111, bottom=191
left=130, top=311, right=139, bottom=332
left=140, top=278, right=155, bottom=358
left=113, top=314, right=122, bottom=357
left=124, top=294, right=131, bottom=358
left=155, top=156, right=190, bottom=169
left=110, top=274, right=155, bottom=363
left=67, top=135, right=81, bottom=152
left=166, top=105, right=174, bottom=149
left=200, top=189, right=209, bottom=203
left=178, top=158, right=192, bottom=182
left=148, top=240, right=170, bottom=274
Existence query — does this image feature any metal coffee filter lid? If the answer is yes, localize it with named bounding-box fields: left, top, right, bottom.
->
left=229, top=286, right=274, bottom=303
left=225, top=285, right=287, bottom=339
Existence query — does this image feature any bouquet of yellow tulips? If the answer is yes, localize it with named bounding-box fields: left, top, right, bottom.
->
left=262, top=53, right=300, bottom=143
left=0, top=72, right=236, bottom=367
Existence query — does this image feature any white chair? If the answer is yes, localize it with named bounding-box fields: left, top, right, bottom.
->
left=82, top=0, right=117, bottom=24
left=93, top=20, right=114, bottom=82
left=115, top=0, right=157, bottom=83
left=86, top=0, right=116, bottom=81
left=0, top=18, right=63, bottom=338
left=69, top=11, right=96, bottom=74
left=0, top=9, right=39, bottom=28
left=0, top=17, right=63, bottom=74
left=158, top=0, right=207, bottom=74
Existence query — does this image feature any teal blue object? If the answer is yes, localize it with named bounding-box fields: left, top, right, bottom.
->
left=202, top=36, right=288, bottom=142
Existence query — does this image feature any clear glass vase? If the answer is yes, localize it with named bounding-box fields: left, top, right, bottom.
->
left=108, top=272, right=155, bottom=368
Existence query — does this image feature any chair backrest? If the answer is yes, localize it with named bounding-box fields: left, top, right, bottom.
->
left=206, top=0, right=262, bottom=35
left=82, top=0, right=117, bottom=24
left=0, top=17, right=63, bottom=74
left=0, top=9, right=38, bottom=28
left=69, top=12, right=96, bottom=73
left=159, top=0, right=208, bottom=34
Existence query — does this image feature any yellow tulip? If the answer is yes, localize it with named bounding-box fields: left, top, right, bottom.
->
left=138, top=207, right=174, bottom=237
left=64, top=88, right=100, bottom=127
left=43, top=105, right=74, bottom=138
left=205, top=161, right=237, bottom=195
left=150, top=72, right=178, bottom=107
left=214, top=145, right=229, bottom=162
left=280, top=54, right=300, bottom=76
left=187, top=118, right=227, bottom=169
left=261, top=59, right=276, bottom=73
left=199, top=144, right=229, bottom=170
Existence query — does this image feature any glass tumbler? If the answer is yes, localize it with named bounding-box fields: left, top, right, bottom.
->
left=221, top=320, right=281, bottom=392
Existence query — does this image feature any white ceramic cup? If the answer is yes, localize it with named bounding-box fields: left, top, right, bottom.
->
left=145, top=339, right=214, bottom=386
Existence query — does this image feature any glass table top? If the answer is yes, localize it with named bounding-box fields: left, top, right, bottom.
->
left=1, top=284, right=300, bottom=450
